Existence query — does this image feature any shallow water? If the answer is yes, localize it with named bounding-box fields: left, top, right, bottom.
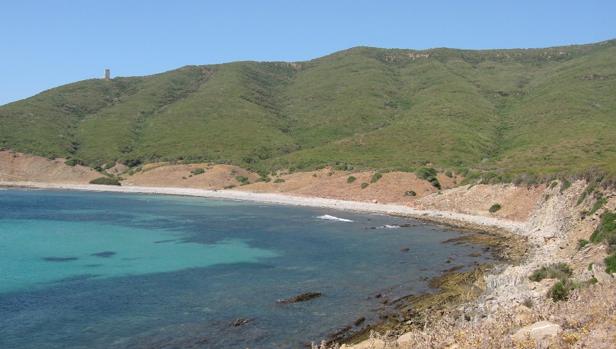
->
left=0, top=189, right=491, bottom=349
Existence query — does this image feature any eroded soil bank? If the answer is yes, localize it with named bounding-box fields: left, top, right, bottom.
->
left=0, top=151, right=541, bottom=222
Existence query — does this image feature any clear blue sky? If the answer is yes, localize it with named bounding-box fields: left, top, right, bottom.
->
left=1, top=0, right=614, bottom=105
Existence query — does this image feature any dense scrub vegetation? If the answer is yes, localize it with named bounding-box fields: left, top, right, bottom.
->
left=528, top=263, right=597, bottom=302
left=2, top=40, right=616, bottom=180
left=529, top=263, right=573, bottom=282
left=416, top=167, right=441, bottom=189
left=587, top=211, right=616, bottom=273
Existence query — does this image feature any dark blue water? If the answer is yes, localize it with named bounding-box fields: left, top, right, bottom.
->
left=0, top=189, right=490, bottom=349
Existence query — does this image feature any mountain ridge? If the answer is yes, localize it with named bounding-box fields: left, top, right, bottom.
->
left=1, top=39, right=615, bottom=181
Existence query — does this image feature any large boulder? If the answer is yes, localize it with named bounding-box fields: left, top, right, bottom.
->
left=277, top=292, right=322, bottom=304
left=340, top=338, right=385, bottom=349
left=512, top=320, right=561, bottom=342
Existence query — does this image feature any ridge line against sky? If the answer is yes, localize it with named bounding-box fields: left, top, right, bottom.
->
left=1, top=0, right=615, bottom=105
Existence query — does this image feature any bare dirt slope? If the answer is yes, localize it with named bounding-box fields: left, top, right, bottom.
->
left=240, top=168, right=458, bottom=204
left=0, top=151, right=99, bottom=183
left=123, top=163, right=258, bottom=189
left=240, top=169, right=542, bottom=221
left=416, top=184, right=546, bottom=221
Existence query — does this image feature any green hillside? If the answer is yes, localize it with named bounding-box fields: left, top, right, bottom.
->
left=1, top=39, right=615, bottom=180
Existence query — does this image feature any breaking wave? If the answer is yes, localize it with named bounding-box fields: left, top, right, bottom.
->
left=316, top=214, right=354, bottom=222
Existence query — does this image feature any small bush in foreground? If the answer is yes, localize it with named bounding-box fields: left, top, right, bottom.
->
left=89, top=177, right=121, bottom=186
left=273, top=178, right=285, bottom=183
left=529, top=263, right=572, bottom=282
left=190, top=168, right=205, bottom=175
left=489, top=203, right=502, bottom=213
left=590, top=211, right=616, bottom=245
left=549, top=279, right=576, bottom=301
left=360, top=182, right=369, bottom=189
left=577, top=239, right=589, bottom=250
left=347, top=176, right=356, bottom=183
left=605, top=253, right=616, bottom=274
left=405, top=190, right=417, bottom=197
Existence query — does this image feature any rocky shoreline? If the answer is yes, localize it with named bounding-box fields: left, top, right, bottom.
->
left=335, top=180, right=616, bottom=349
left=327, top=227, right=528, bottom=347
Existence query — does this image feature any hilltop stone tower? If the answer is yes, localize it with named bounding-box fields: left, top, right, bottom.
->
left=104, top=69, right=111, bottom=80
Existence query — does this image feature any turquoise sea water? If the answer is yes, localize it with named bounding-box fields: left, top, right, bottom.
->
left=0, top=189, right=491, bottom=349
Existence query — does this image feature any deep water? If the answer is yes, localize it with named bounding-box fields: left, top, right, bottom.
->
left=0, top=189, right=491, bottom=349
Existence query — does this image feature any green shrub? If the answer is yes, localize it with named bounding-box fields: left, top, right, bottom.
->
left=334, top=162, right=353, bottom=171
left=548, top=279, right=577, bottom=302
left=549, top=181, right=558, bottom=189
left=589, top=193, right=608, bottom=215
left=489, top=203, right=502, bottom=213
left=577, top=182, right=597, bottom=205
left=529, top=263, right=572, bottom=282
left=64, top=159, right=83, bottom=167
left=190, top=168, right=205, bottom=175
left=273, top=178, right=285, bottom=183
left=360, top=182, right=369, bottom=189
left=577, top=239, right=589, bottom=249
left=430, top=178, right=442, bottom=189
left=605, top=253, right=616, bottom=274
left=235, top=176, right=249, bottom=185
left=370, top=173, right=383, bottom=183
left=416, top=167, right=441, bottom=189
left=416, top=167, right=437, bottom=180
left=89, top=177, right=121, bottom=186
left=559, top=179, right=571, bottom=193
left=445, top=171, right=453, bottom=178
left=123, top=159, right=142, bottom=168
left=404, top=190, right=417, bottom=197
left=347, top=176, right=356, bottom=183
left=101, top=162, right=114, bottom=170
left=590, top=211, right=616, bottom=245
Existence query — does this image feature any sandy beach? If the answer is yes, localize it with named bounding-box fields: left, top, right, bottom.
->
left=0, top=181, right=525, bottom=234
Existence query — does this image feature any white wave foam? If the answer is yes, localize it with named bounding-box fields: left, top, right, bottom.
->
left=374, top=224, right=401, bottom=229
left=317, top=214, right=353, bottom=222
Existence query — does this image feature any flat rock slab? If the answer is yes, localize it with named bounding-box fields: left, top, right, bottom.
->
left=277, top=292, right=322, bottom=304
left=512, top=320, right=561, bottom=342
